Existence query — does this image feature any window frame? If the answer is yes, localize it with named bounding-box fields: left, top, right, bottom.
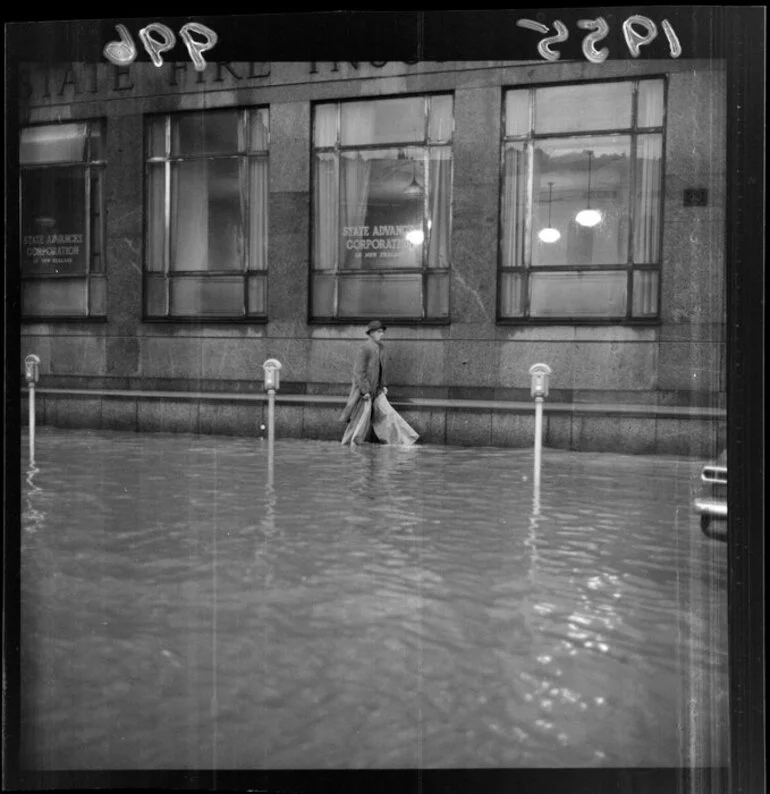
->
left=309, top=92, right=454, bottom=326
left=497, top=75, right=668, bottom=325
left=19, top=119, right=107, bottom=323
left=142, top=106, right=270, bottom=323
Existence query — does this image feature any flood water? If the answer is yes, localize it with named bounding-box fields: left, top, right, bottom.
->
left=19, top=428, right=728, bottom=771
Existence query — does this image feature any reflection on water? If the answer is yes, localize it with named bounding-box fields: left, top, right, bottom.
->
left=19, top=428, right=728, bottom=771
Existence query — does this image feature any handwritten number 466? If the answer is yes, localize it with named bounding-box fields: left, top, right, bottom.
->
left=104, top=23, right=217, bottom=72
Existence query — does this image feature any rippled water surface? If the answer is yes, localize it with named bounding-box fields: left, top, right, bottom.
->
left=19, top=428, right=728, bottom=770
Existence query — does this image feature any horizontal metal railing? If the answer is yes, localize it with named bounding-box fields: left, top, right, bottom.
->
left=21, top=385, right=727, bottom=420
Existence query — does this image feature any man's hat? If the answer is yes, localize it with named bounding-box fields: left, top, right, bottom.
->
left=366, top=320, right=386, bottom=335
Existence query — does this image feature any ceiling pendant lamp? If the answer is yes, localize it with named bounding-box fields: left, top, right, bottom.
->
left=575, top=150, right=603, bottom=228
left=537, top=181, right=561, bottom=243
left=403, top=158, right=423, bottom=195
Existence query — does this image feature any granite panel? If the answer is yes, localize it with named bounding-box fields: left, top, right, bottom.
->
left=140, top=337, right=203, bottom=380
left=268, top=229, right=310, bottom=323
left=21, top=334, right=53, bottom=376
left=273, top=405, right=304, bottom=438
left=106, top=236, right=143, bottom=328
left=260, top=338, right=312, bottom=384
left=451, top=184, right=500, bottom=231
left=450, top=230, right=498, bottom=329
left=658, top=321, right=725, bottom=344
left=499, top=340, right=575, bottom=390
left=104, top=114, right=144, bottom=237
left=308, top=339, right=362, bottom=385
left=200, top=337, right=267, bottom=381
left=137, top=399, right=199, bottom=434
left=302, top=405, right=343, bottom=441
left=47, top=336, right=107, bottom=377
left=100, top=397, right=139, bottom=431
left=106, top=335, right=141, bottom=377
left=544, top=415, right=574, bottom=451
left=385, top=340, right=447, bottom=387
left=660, top=219, right=726, bottom=328
left=447, top=340, right=500, bottom=388
left=656, top=340, right=725, bottom=393
left=655, top=417, right=720, bottom=458
left=570, top=341, right=659, bottom=391
left=269, top=193, right=311, bottom=239
left=572, top=416, right=656, bottom=455
left=105, top=114, right=144, bottom=333
left=46, top=396, right=102, bottom=429
left=491, top=412, right=537, bottom=449
left=270, top=102, right=310, bottom=193
left=453, top=86, right=501, bottom=186
left=665, top=69, right=727, bottom=183
left=267, top=320, right=312, bottom=339
left=198, top=401, right=262, bottom=437
left=446, top=410, right=492, bottom=447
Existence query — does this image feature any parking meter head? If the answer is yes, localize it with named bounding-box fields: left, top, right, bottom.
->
left=25, top=354, right=41, bottom=385
left=528, top=362, right=552, bottom=398
left=262, top=358, right=283, bottom=391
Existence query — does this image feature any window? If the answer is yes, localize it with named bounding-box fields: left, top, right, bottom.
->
left=20, top=121, right=106, bottom=319
left=311, top=95, right=453, bottom=322
left=499, top=78, right=665, bottom=321
left=144, top=108, right=269, bottom=320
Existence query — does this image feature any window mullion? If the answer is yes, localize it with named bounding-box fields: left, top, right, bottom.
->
left=523, top=139, right=535, bottom=320
left=84, top=164, right=92, bottom=315
left=164, top=117, right=172, bottom=317
left=422, top=147, right=428, bottom=319
left=334, top=123, right=341, bottom=316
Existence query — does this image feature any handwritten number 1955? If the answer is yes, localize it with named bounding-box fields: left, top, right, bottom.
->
left=103, top=23, right=218, bottom=72
left=516, top=15, right=681, bottom=62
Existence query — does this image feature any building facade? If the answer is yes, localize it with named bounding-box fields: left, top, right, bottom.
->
left=17, top=58, right=726, bottom=455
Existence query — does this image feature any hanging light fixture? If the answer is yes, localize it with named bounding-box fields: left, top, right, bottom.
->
left=537, top=181, right=561, bottom=243
left=405, top=228, right=424, bottom=245
left=575, top=150, right=603, bottom=228
left=403, top=157, right=423, bottom=195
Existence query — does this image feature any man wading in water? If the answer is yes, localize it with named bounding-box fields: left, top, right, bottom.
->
left=340, top=320, right=387, bottom=445
left=340, top=321, right=419, bottom=446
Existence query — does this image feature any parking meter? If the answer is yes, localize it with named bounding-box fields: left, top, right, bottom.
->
left=528, top=363, right=552, bottom=399
left=25, top=354, right=41, bottom=386
left=263, top=358, right=282, bottom=392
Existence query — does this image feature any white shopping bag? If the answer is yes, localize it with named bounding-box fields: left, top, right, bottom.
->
left=372, top=394, right=419, bottom=446
left=341, top=397, right=373, bottom=445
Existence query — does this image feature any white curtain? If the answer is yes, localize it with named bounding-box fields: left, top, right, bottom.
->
left=314, top=104, right=338, bottom=148
left=500, top=143, right=526, bottom=316
left=249, top=157, right=268, bottom=270
left=501, top=143, right=526, bottom=270
left=340, top=152, right=371, bottom=269
left=633, top=134, right=662, bottom=264
left=314, top=153, right=338, bottom=270
left=427, top=149, right=452, bottom=269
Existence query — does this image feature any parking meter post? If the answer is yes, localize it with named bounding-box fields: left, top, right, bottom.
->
left=267, top=390, right=275, bottom=446
left=533, top=396, right=543, bottom=488
left=262, top=359, right=283, bottom=449
left=528, top=363, right=552, bottom=492
left=25, top=355, right=41, bottom=462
